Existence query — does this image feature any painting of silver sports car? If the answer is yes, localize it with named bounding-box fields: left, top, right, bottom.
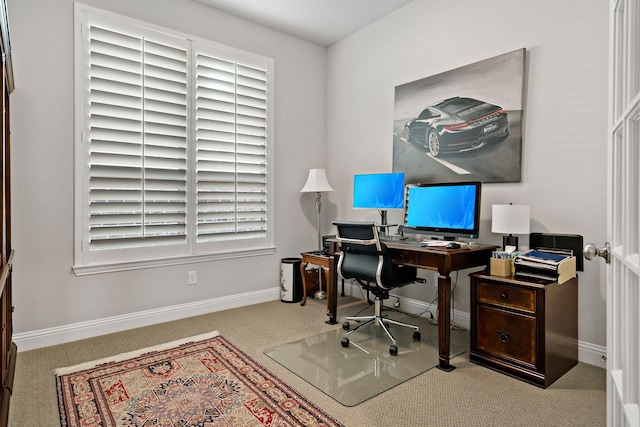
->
left=402, top=97, right=510, bottom=157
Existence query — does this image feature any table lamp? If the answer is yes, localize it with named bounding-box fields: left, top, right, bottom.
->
left=300, top=168, right=334, bottom=299
left=491, top=204, right=531, bottom=251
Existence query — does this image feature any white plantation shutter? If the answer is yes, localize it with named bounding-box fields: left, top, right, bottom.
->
left=140, top=38, right=188, bottom=245
left=86, top=18, right=188, bottom=251
left=75, top=6, right=273, bottom=270
left=195, top=51, right=268, bottom=243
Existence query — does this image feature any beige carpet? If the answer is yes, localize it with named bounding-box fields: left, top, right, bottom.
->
left=9, top=295, right=605, bottom=426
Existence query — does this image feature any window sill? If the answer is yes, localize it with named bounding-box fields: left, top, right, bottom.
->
left=73, top=246, right=277, bottom=276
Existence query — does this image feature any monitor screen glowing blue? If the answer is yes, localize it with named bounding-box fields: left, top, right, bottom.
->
left=405, top=181, right=481, bottom=239
left=353, top=172, right=405, bottom=210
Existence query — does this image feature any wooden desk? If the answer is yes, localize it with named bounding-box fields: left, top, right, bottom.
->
left=299, top=251, right=339, bottom=325
left=328, top=241, right=497, bottom=372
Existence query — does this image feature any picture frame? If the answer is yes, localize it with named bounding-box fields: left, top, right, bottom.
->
left=393, top=48, right=526, bottom=184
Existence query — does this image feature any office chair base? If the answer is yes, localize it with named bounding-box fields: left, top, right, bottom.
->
left=340, top=331, right=420, bottom=356
left=313, top=290, right=327, bottom=300
left=341, top=299, right=421, bottom=356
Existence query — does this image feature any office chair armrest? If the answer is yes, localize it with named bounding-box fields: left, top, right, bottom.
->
left=336, top=237, right=377, bottom=245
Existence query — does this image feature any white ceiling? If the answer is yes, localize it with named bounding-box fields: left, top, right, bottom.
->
left=195, top=0, right=414, bottom=47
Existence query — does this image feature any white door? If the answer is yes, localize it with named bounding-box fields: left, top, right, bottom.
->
left=601, top=0, right=640, bottom=425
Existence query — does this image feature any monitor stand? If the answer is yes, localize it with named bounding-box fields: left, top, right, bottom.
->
left=379, top=210, right=387, bottom=235
left=377, top=211, right=401, bottom=236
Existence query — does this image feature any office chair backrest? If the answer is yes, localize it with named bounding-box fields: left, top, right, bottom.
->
left=333, top=221, right=392, bottom=288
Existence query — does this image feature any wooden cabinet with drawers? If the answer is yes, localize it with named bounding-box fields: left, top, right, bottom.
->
left=469, top=272, right=578, bottom=388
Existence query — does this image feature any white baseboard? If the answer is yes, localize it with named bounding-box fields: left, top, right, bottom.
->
left=14, top=288, right=280, bottom=352
left=383, top=292, right=472, bottom=329
left=578, top=340, right=607, bottom=368
left=15, top=285, right=608, bottom=369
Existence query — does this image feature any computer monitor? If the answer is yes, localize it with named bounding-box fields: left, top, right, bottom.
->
left=404, top=181, right=482, bottom=240
left=353, top=172, right=405, bottom=225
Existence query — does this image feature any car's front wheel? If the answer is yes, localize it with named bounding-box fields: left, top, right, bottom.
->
left=428, top=130, right=440, bottom=157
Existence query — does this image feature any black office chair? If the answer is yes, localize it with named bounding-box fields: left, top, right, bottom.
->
left=333, top=221, right=424, bottom=356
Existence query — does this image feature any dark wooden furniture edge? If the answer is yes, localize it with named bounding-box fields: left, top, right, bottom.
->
left=299, top=251, right=339, bottom=325
left=1, top=8, right=15, bottom=424
left=0, top=342, right=16, bottom=426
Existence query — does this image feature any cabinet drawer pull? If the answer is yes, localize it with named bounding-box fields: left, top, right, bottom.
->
left=500, top=292, right=507, bottom=300
left=498, top=331, right=511, bottom=343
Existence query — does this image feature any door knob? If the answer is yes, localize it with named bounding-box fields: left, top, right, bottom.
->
left=583, top=242, right=611, bottom=264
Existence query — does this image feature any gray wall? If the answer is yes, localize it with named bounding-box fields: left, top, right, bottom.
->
left=325, top=0, right=609, bottom=364
left=8, top=0, right=327, bottom=345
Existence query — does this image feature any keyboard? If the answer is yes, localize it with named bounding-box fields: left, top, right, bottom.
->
left=394, top=240, right=427, bottom=247
left=380, top=235, right=407, bottom=242
left=423, top=240, right=469, bottom=247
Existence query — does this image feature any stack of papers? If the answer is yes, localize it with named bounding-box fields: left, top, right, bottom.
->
left=514, top=249, right=576, bottom=284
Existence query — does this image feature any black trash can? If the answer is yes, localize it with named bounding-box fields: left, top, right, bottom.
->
left=280, top=258, right=303, bottom=303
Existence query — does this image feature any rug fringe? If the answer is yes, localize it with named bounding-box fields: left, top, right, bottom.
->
left=53, top=330, right=220, bottom=376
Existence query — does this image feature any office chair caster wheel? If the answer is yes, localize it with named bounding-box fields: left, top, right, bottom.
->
left=413, top=331, right=421, bottom=341
left=341, top=337, right=350, bottom=348
left=342, top=321, right=350, bottom=331
left=389, top=345, right=398, bottom=356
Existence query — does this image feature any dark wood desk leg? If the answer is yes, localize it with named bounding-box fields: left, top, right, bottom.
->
left=437, top=274, right=455, bottom=372
left=299, top=261, right=308, bottom=306
left=325, top=256, right=338, bottom=325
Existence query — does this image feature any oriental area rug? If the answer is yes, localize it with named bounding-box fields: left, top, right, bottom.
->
left=55, top=331, right=343, bottom=427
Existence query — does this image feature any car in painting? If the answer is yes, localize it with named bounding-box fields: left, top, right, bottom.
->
left=402, top=97, right=510, bottom=157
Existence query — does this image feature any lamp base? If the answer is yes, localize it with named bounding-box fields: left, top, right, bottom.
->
left=502, top=235, right=518, bottom=251
left=313, top=290, right=327, bottom=300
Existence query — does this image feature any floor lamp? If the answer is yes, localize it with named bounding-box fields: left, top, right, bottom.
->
left=300, top=168, right=334, bottom=299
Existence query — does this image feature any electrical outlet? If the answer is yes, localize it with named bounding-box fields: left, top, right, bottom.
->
left=188, top=271, right=197, bottom=285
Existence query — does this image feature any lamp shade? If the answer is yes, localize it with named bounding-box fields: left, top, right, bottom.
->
left=491, top=204, right=531, bottom=235
left=300, top=168, right=334, bottom=193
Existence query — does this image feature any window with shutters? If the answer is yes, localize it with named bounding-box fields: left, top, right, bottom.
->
left=73, top=5, right=274, bottom=273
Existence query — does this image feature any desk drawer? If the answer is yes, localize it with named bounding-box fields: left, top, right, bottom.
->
left=391, top=249, right=418, bottom=265
left=477, top=281, right=535, bottom=313
left=476, top=305, right=537, bottom=366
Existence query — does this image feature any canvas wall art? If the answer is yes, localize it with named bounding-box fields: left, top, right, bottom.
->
left=393, top=48, right=526, bottom=184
